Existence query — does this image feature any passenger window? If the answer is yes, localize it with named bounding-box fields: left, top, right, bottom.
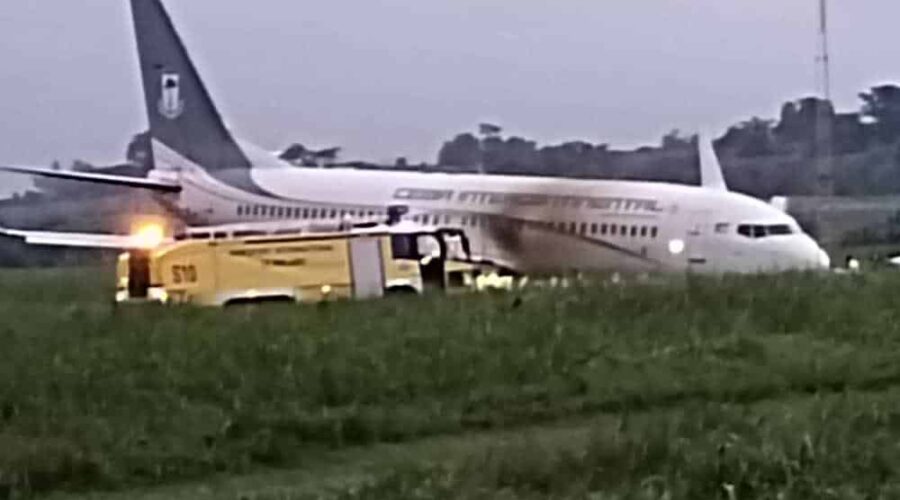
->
left=640, top=226, right=648, bottom=237
left=329, top=209, right=337, bottom=219
left=569, top=222, right=577, bottom=233
left=580, top=223, right=588, bottom=235
left=590, top=223, right=598, bottom=235
left=601, top=224, right=608, bottom=235
left=610, top=225, right=617, bottom=236
left=237, top=205, right=243, bottom=216
left=630, top=226, right=638, bottom=237
left=651, top=227, right=659, bottom=238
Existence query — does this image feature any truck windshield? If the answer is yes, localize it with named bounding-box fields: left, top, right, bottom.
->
left=390, top=234, right=444, bottom=260
left=390, top=234, right=419, bottom=260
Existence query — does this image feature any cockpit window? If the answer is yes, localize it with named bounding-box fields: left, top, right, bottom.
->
left=737, top=224, right=795, bottom=239
left=768, top=224, right=793, bottom=236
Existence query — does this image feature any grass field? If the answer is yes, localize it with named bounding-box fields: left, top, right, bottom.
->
left=3, top=267, right=900, bottom=498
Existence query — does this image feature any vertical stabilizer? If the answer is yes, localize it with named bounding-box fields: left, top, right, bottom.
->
left=698, top=135, right=728, bottom=191
left=131, top=0, right=251, bottom=171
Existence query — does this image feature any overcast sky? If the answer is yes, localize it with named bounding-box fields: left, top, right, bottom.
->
left=1, top=1, right=900, bottom=196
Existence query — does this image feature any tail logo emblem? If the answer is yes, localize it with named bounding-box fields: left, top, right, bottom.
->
left=158, top=72, right=185, bottom=120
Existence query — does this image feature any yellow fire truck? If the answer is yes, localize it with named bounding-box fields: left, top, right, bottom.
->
left=116, top=224, right=507, bottom=306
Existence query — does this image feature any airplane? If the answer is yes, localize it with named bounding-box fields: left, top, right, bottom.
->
left=0, top=0, right=830, bottom=274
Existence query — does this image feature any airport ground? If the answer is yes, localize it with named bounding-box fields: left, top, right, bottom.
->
left=3, top=268, right=900, bottom=498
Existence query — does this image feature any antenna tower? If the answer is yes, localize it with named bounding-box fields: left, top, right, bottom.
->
left=817, top=0, right=832, bottom=100
left=814, top=0, right=834, bottom=198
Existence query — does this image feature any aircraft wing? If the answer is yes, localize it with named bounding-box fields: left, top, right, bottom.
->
left=0, top=165, right=182, bottom=193
left=0, top=227, right=169, bottom=250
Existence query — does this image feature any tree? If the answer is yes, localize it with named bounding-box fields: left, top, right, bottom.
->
left=661, top=129, right=694, bottom=150
left=437, top=133, right=482, bottom=171
left=125, top=131, right=153, bottom=169
left=773, top=97, right=835, bottom=152
left=718, top=118, right=777, bottom=157
left=279, top=143, right=309, bottom=164
left=859, top=85, right=900, bottom=142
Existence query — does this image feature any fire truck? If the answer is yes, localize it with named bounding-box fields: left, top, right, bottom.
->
left=116, top=223, right=509, bottom=306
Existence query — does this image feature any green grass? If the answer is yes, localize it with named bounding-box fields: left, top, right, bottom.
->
left=3, top=267, right=900, bottom=497
left=334, top=389, right=900, bottom=500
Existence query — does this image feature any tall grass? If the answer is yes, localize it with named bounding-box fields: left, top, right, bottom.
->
left=2, top=268, right=900, bottom=496
left=334, top=390, right=900, bottom=499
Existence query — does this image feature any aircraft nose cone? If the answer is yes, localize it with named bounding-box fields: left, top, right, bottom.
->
left=803, top=237, right=830, bottom=270
left=787, top=235, right=830, bottom=271
left=816, top=247, right=831, bottom=270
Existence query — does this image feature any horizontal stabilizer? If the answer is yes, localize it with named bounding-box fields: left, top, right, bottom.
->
left=0, top=165, right=182, bottom=193
left=0, top=227, right=171, bottom=250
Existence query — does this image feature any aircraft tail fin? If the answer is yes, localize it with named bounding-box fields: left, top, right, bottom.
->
left=698, top=134, right=728, bottom=191
left=131, top=0, right=251, bottom=172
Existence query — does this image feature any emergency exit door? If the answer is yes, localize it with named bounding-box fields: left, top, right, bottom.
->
left=349, top=238, right=385, bottom=299
left=686, top=211, right=712, bottom=270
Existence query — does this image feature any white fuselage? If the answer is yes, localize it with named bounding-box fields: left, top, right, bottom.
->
left=153, top=141, right=829, bottom=274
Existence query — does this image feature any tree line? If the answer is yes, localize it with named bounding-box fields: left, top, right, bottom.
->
left=21, top=84, right=900, bottom=202
left=434, top=85, right=900, bottom=198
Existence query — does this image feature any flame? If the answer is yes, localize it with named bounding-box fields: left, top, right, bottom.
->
left=133, top=223, right=165, bottom=249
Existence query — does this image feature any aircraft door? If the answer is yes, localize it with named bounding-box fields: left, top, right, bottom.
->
left=686, top=211, right=713, bottom=272
left=349, top=238, right=385, bottom=299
